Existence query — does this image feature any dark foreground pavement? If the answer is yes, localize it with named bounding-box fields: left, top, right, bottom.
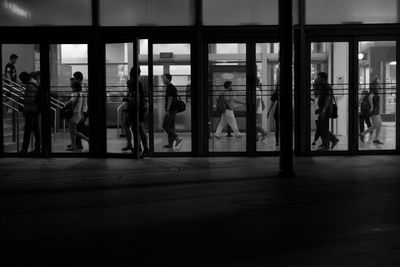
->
left=1, top=156, right=400, bottom=266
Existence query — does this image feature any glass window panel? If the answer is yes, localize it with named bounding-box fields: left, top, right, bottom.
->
left=2, top=44, right=40, bottom=153
left=0, top=0, right=91, bottom=26
left=358, top=41, right=396, bottom=150
left=152, top=43, right=191, bottom=153
left=100, top=0, right=195, bottom=26
left=203, top=0, right=278, bottom=25
left=306, top=0, right=399, bottom=24
left=310, top=42, right=349, bottom=151
left=50, top=44, right=89, bottom=153
left=208, top=43, right=247, bottom=152
left=256, top=43, right=280, bottom=152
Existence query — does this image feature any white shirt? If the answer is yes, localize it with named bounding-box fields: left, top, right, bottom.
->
left=256, top=87, right=262, bottom=114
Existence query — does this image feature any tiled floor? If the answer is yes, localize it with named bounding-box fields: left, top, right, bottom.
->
left=1, top=156, right=400, bottom=266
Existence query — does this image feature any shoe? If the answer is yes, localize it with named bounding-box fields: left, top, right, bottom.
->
left=261, top=134, right=268, bottom=141
left=66, top=147, right=76, bottom=151
left=122, top=145, right=133, bottom=151
left=317, top=146, right=329, bottom=151
left=29, top=148, right=40, bottom=154
left=214, top=135, right=222, bottom=139
left=359, top=133, right=365, bottom=143
left=235, top=134, right=243, bottom=138
left=132, top=148, right=143, bottom=155
left=68, top=144, right=83, bottom=150
left=140, top=149, right=150, bottom=158
left=162, top=144, right=173, bottom=149
left=373, top=140, right=384, bottom=144
left=175, top=138, right=183, bottom=147
left=311, top=141, right=316, bottom=146
left=331, top=138, right=339, bottom=149
left=275, top=143, right=280, bottom=147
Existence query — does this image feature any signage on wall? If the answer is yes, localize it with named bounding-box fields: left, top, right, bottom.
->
left=222, top=73, right=234, bottom=80
left=160, top=52, right=173, bottom=59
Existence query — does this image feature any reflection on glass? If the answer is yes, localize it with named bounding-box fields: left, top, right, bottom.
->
left=50, top=44, right=89, bottom=153
left=256, top=43, right=280, bottom=152
left=310, top=42, right=349, bottom=151
left=153, top=44, right=191, bottom=152
left=2, top=44, right=40, bottom=153
left=358, top=41, right=396, bottom=150
left=208, top=43, right=246, bottom=152
left=106, top=42, right=150, bottom=155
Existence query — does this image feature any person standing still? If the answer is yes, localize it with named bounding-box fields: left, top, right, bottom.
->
left=18, top=72, right=40, bottom=154
left=5, top=54, right=18, bottom=83
left=162, top=73, right=182, bottom=149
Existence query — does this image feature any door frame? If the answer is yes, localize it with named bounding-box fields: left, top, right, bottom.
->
left=205, top=36, right=280, bottom=156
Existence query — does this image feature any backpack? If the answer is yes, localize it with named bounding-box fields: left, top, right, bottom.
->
left=360, top=94, right=371, bottom=114
left=216, top=93, right=228, bottom=115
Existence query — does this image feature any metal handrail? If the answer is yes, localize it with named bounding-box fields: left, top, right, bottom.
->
left=2, top=93, right=24, bottom=108
left=3, top=75, right=65, bottom=109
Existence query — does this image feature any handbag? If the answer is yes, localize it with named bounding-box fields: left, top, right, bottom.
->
left=329, top=96, right=338, bottom=119
left=60, top=104, right=74, bottom=119
left=173, top=95, right=186, bottom=113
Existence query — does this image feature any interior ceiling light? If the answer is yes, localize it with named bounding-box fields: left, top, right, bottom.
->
left=358, top=53, right=365, bottom=60
left=389, top=61, right=397, bottom=65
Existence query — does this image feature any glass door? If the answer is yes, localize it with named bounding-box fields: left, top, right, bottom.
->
left=1, top=44, right=41, bottom=154
left=149, top=41, right=192, bottom=154
left=308, top=41, right=350, bottom=152
left=358, top=41, right=397, bottom=150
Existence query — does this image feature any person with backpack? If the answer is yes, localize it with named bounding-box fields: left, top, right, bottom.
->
left=214, top=81, right=243, bottom=139
left=359, top=89, right=372, bottom=134
left=360, top=77, right=383, bottom=144
left=18, top=71, right=40, bottom=154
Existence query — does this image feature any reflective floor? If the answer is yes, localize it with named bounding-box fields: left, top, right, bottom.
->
left=1, top=156, right=400, bottom=265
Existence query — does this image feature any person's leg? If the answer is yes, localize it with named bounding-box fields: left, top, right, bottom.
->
left=256, top=114, right=267, bottom=135
left=319, top=115, right=329, bottom=148
left=366, top=115, right=372, bottom=128
left=274, top=114, right=280, bottom=146
left=32, top=112, right=40, bottom=151
left=359, top=113, right=365, bottom=133
left=215, top=114, right=227, bottom=137
left=374, top=115, right=383, bottom=142
left=139, top=123, right=148, bottom=150
left=225, top=116, right=241, bottom=136
left=169, top=111, right=178, bottom=143
left=21, top=112, right=33, bottom=152
left=75, top=121, right=83, bottom=148
left=162, top=113, right=171, bottom=144
left=123, top=113, right=133, bottom=149
left=69, top=121, right=77, bottom=150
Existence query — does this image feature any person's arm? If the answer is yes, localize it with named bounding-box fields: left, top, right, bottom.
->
left=65, top=92, right=77, bottom=106
left=369, top=95, right=374, bottom=114
left=267, top=101, right=276, bottom=118
left=166, top=96, right=172, bottom=112
left=256, top=98, right=261, bottom=111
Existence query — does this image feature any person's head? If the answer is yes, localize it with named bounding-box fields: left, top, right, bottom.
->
left=129, top=66, right=141, bottom=80
left=72, top=71, right=83, bottom=83
left=19, top=72, right=31, bottom=85
left=10, top=54, right=18, bottom=64
left=30, top=71, right=40, bottom=83
left=223, top=81, right=232, bottom=90
left=370, top=77, right=380, bottom=94
left=71, top=80, right=82, bottom=92
left=162, top=73, right=172, bottom=85
left=256, top=78, right=261, bottom=87
left=317, top=72, right=328, bottom=82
